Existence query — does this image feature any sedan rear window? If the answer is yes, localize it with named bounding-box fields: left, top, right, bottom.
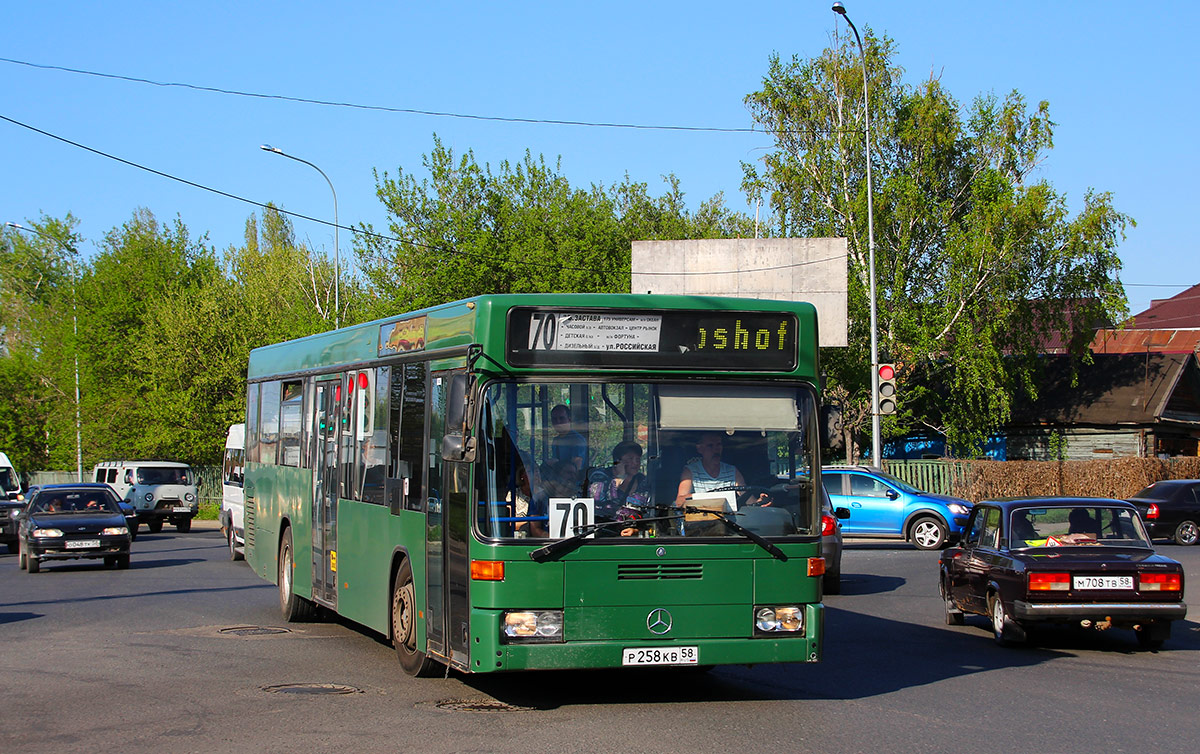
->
left=1010, top=506, right=1151, bottom=549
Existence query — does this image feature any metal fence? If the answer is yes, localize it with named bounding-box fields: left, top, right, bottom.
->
left=26, top=466, right=224, bottom=506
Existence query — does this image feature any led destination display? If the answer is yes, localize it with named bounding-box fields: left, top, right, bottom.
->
left=506, top=307, right=798, bottom=370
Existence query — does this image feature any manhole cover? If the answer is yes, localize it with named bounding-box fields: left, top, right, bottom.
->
left=261, top=683, right=362, bottom=696
left=431, top=699, right=532, bottom=713
left=220, top=626, right=292, bottom=637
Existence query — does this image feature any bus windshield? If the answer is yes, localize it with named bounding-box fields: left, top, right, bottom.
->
left=477, top=380, right=821, bottom=541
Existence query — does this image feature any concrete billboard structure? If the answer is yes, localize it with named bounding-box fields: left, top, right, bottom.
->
left=631, top=238, right=849, bottom=347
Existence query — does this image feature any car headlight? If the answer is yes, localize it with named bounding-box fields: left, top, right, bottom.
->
left=33, top=528, right=64, bottom=538
left=501, top=610, right=564, bottom=643
left=755, top=606, right=804, bottom=634
left=948, top=504, right=970, bottom=516
left=185, top=493, right=196, bottom=503
left=9, top=509, right=19, bottom=519
left=144, top=492, right=154, bottom=502
left=102, top=527, right=129, bottom=536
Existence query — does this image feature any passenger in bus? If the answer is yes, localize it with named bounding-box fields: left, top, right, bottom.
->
left=509, top=461, right=549, bottom=538
left=589, top=441, right=650, bottom=537
left=549, top=404, right=588, bottom=471
left=590, top=441, right=650, bottom=514
left=541, top=459, right=581, bottom=498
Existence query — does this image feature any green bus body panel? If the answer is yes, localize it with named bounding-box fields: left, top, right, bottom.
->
left=247, top=294, right=819, bottom=382
left=244, top=462, right=315, bottom=598
left=334, top=501, right=426, bottom=635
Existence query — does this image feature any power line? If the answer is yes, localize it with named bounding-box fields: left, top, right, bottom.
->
left=1, top=112, right=847, bottom=278
left=1, top=56, right=768, bottom=134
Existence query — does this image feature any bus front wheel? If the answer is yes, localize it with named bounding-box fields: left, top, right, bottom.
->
left=392, top=559, right=440, bottom=677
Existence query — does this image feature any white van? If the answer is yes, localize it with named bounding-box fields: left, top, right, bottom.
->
left=0, top=452, right=23, bottom=552
left=220, top=424, right=245, bottom=560
left=93, top=460, right=199, bottom=533
left=0, top=452, right=23, bottom=501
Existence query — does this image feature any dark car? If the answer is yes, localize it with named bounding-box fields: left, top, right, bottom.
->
left=823, top=466, right=972, bottom=549
left=940, top=498, right=1187, bottom=649
left=1, top=497, right=25, bottom=553
left=1126, top=479, right=1200, bottom=546
left=17, top=483, right=132, bottom=573
left=820, top=484, right=850, bottom=595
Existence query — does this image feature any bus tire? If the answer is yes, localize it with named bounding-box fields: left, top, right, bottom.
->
left=229, top=528, right=244, bottom=561
left=392, top=559, right=440, bottom=677
left=279, top=528, right=316, bottom=621
left=176, top=517, right=192, bottom=533
left=147, top=520, right=164, bottom=534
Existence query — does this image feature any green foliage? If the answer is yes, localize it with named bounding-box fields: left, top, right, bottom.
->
left=744, top=35, right=1129, bottom=458
left=357, top=136, right=752, bottom=314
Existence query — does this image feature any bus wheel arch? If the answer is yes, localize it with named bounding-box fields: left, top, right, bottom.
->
left=391, top=555, right=440, bottom=677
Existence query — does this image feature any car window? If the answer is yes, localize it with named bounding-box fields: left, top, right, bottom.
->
left=849, top=474, right=891, bottom=497
left=1131, top=483, right=1175, bottom=501
left=964, top=507, right=988, bottom=546
left=1010, top=506, right=1151, bottom=549
left=980, top=508, right=1001, bottom=549
left=824, top=473, right=846, bottom=495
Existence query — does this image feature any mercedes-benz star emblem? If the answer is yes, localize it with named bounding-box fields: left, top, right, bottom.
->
left=646, top=608, right=673, bottom=635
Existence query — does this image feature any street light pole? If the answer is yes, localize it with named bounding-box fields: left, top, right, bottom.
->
left=832, top=2, right=881, bottom=468
left=5, top=222, right=84, bottom=482
left=260, top=145, right=340, bottom=329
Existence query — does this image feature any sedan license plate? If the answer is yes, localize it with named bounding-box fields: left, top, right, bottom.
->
left=172, top=506, right=191, bottom=513
left=66, top=539, right=100, bottom=549
left=1073, top=575, right=1133, bottom=590
left=622, top=646, right=698, bottom=666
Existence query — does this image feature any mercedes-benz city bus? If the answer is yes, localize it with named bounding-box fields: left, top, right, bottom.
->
left=243, top=294, right=827, bottom=675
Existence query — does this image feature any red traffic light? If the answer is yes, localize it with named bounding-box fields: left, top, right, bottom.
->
left=878, top=364, right=895, bottom=381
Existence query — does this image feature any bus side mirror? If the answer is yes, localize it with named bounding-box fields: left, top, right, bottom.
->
left=442, top=373, right=476, bottom=463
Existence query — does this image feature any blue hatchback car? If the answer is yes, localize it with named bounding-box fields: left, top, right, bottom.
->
left=822, top=466, right=972, bottom=549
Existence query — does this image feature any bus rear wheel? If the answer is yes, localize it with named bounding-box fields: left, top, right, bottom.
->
left=278, top=528, right=316, bottom=621
left=392, top=559, right=440, bottom=677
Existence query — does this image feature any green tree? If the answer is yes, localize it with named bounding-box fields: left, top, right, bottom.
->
left=743, top=34, right=1129, bottom=457
left=356, top=135, right=753, bottom=313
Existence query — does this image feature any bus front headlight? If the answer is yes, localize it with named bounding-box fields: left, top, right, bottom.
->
left=501, top=610, right=564, bottom=643
left=754, top=606, right=804, bottom=634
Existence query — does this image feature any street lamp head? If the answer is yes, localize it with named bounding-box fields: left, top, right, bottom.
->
left=260, top=144, right=281, bottom=153
left=5, top=222, right=25, bottom=230
left=832, top=2, right=847, bottom=15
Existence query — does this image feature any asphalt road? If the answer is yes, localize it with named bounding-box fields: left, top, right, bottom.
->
left=2, top=524, right=1197, bottom=754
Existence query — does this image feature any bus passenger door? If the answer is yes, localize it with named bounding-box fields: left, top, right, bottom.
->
left=426, top=370, right=472, bottom=668
left=311, top=379, right=339, bottom=608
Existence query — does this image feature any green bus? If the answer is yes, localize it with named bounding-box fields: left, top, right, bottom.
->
left=244, top=294, right=827, bottom=675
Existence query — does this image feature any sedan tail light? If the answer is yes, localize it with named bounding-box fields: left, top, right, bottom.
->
left=820, top=514, right=836, bottom=537
left=1139, top=572, right=1181, bottom=591
left=1029, top=572, right=1070, bottom=591
left=1146, top=503, right=1160, bottom=520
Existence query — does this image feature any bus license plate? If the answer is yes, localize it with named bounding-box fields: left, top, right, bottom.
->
left=1073, top=575, right=1132, bottom=590
left=66, top=539, right=100, bottom=549
left=173, top=506, right=191, bottom=513
left=622, top=646, right=698, bottom=666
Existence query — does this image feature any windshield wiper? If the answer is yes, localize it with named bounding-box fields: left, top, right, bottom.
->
left=529, top=511, right=685, bottom=563
left=681, top=505, right=788, bottom=561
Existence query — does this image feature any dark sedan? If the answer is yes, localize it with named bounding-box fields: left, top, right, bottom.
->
left=18, top=484, right=132, bottom=572
left=940, top=498, right=1187, bottom=649
left=1127, top=479, right=1200, bottom=546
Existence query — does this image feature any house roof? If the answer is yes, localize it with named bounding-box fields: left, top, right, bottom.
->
left=1008, top=353, right=1200, bottom=427
left=1129, top=283, right=1200, bottom=329
left=1091, top=328, right=1200, bottom=354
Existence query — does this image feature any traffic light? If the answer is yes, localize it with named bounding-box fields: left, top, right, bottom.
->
left=877, top=363, right=897, bottom=415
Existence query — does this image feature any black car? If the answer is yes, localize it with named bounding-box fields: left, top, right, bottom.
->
left=940, top=498, right=1187, bottom=649
left=1127, top=479, right=1200, bottom=546
left=18, top=483, right=132, bottom=572
left=1, top=497, right=25, bottom=553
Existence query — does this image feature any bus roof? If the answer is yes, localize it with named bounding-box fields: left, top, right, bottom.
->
left=247, top=294, right=819, bottom=382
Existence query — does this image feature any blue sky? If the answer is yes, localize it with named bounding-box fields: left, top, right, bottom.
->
left=3, top=1, right=1195, bottom=317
